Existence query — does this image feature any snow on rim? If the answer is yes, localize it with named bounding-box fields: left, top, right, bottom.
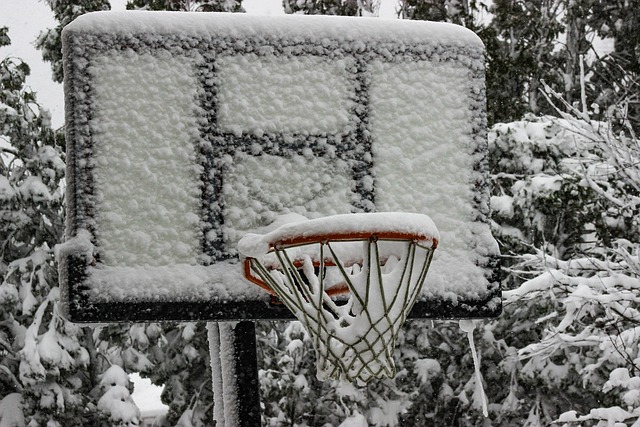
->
left=238, top=212, right=439, bottom=258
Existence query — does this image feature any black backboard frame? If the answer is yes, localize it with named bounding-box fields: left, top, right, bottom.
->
left=61, top=13, right=501, bottom=322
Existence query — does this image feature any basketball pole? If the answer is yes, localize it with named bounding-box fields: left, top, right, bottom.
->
left=208, top=321, right=262, bottom=427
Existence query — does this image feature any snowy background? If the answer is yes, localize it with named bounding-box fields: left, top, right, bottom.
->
left=2, top=1, right=639, bottom=426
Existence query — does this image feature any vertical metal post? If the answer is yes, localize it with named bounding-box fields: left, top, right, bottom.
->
left=208, top=321, right=262, bottom=427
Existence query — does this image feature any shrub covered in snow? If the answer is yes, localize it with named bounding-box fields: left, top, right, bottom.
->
left=496, top=87, right=640, bottom=426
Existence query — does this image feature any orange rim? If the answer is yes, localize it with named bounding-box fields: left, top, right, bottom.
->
left=243, top=231, right=437, bottom=297
left=270, top=230, right=437, bottom=250
left=244, top=258, right=350, bottom=297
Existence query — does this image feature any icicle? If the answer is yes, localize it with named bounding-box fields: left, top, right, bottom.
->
left=459, top=319, right=488, bottom=417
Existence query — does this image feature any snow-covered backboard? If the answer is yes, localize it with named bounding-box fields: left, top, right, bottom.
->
left=59, top=12, right=500, bottom=322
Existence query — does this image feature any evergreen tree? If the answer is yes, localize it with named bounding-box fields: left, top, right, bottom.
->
left=126, top=0, right=244, bottom=12
left=483, top=0, right=564, bottom=120
left=0, top=27, right=121, bottom=426
left=132, top=322, right=213, bottom=426
left=587, top=0, right=640, bottom=131
left=561, top=0, right=592, bottom=106
left=397, top=0, right=480, bottom=27
left=36, top=0, right=111, bottom=84
left=397, top=0, right=619, bottom=127
left=281, top=0, right=359, bottom=16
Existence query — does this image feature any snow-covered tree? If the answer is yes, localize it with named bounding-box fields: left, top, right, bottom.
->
left=2, top=24, right=144, bottom=427
left=1, top=27, right=92, bottom=426
left=135, top=322, right=213, bottom=426
left=397, top=0, right=480, bottom=26
left=126, top=0, right=244, bottom=12
left=493, top=83, right=640, bottom=425
left=281, top=0, right=362, bottom=16
left=96, top=365, right=141, bottom=426
left=36, top=0, right=110, bottom=83
left=398, top=0, right=634, bottom=128
left=586, top=0, right=640, bottom=130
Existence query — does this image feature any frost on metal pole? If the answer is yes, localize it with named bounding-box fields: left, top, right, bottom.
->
left=208, top=322, right=260, bottom=427
left=59, top=11, right=500, bottom=425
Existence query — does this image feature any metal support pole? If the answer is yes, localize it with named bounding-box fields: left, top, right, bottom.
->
left=208, top=321, right=262, bottom=427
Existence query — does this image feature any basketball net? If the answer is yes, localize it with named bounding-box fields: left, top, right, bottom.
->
left=240, top=213, right=438, bottom=385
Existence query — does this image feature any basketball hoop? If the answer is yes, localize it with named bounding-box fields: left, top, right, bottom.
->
left=239, top=212, right=438, bottom=385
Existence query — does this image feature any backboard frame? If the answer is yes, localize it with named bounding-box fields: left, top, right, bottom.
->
left=60, top=12, right=500, bottom=322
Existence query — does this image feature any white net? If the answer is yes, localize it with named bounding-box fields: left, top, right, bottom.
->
left=242, top=214, right=437, bottom=385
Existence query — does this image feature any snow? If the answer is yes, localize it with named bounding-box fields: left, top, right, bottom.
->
left=490, top=195, right=514, bottom=218
left=557, top=406, right=639, bottom=425
left=61, top=11, right=497, bottom=316
left=223, top=153, right=354, bottom=249
left=0, top=176, right=16, bottom=200
left=89, top=51, right=203, bottom=267
left=338, top=411, right=368, bottom=427
left=56, top=229, right=94, bottom=261
left=217, top=55, right=354, bottom=135
left=17, top=176, right=53, bottom=201
left=367, top=399, right=413, bottom=427
left=100, top=365, right=130, bottom=388
left=238, top=212, right=438, bottom=258
left=208, top=322, right=241, bottom=427
left=97, top=385, right=140, bottom=425
left=605, top=368, right=640, bottom=392
left=58, top=231, right=266, bottom=303
left=367, top=57, right=491, bottom=300
left=414, top=358, right=441, bottom=384
left=0, top=393, right=25, bottom=427
left=86, top=262, right=263, bottom=302
left=64, top=12, right=482, bottom=46
left=207, top=322, right=225, bottom=425
left=38, top=327, right=75, bottom=369
left=93, top=366, right=143, bottom=425
left=624, top=390, right=640, bottom=408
